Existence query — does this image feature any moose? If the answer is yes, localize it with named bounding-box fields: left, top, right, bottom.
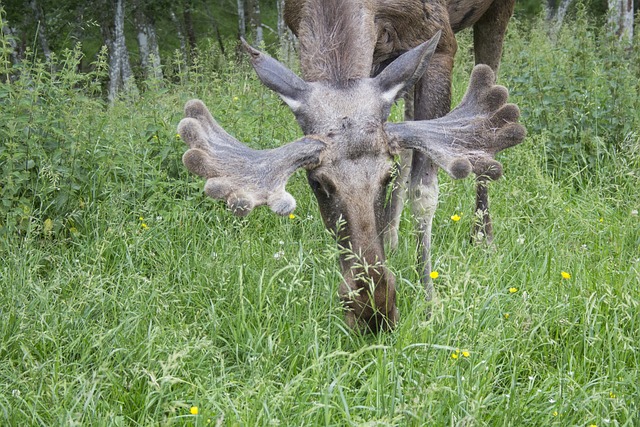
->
left=178, top=0, right=524, bottom=332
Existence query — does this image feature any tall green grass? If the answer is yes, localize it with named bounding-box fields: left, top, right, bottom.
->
left=1, top=11, right=639, bottom=426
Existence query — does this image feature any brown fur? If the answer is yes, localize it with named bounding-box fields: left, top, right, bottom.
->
left=296, top=0, right=376, bottom=84
left=285, top=0, right=516, bottom=327
left=287, top=0, right=516, bottom=247
left=179, top=0, right=521, bottom=332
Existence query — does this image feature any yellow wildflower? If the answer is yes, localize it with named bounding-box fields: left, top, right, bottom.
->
left=461, top=350, right=470, bottom=358
left=451, top=349, right=459, bottom=359
left=430, top=271, right=439, bottom=279
left=233, top=96, right=239, bottom=102
left=503, top=313, right=510, bottom=319
left=509, top=287, right=518, bottom=293
left=289, top=213, right=296, bottom=219
left=552, top=411, right=558, bottom=417
left=561, top=271, right=571, bottom=280
left=609, top=392, right=616, bottom=398
left=451, top=214, right=461, bottom=222
left=176, top=133, right=181, bottom=139
left=190, top=406, right=199, bottom=415
left=141, top=223, right=148, bottom=230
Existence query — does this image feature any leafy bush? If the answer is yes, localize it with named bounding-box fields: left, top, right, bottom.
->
left=499, top=10, right=640, bottom=182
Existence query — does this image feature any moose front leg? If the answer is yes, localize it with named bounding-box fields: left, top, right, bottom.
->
left=409, top=152, right=439, bottom=304
left=410, top=51, right=455, bottom=304
left=384, top=147, right=412, bottom=250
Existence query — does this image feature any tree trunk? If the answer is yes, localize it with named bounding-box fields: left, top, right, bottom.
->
left=108, top=0, right=136, bottom=102
left=0, top=18, right=21, bottom=66
left=29, top=0, right=52, bottom=61
left=247, top=0, right=263, bottom=45
left=547, top=0, right=573, bottom=36
left=133, top=0, right=162, bottom=80
left=276, top=0, right=296, bottom=65
left=183, top=0, right=197, bottom=55
left=237, top=0, right=246, bottom=39
left=169, top=8, right=188, bottom=65
left=608, top=0, right=634, bottom=43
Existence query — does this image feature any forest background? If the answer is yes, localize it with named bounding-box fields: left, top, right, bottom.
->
left=2, top=0, right=638, bottom=101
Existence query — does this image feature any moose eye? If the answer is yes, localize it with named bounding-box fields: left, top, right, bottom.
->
left=308, top=175, right=335, bottom=198
left=308, top=176, right=321, bottom=192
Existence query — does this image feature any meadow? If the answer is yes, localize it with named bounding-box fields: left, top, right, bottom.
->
left=1, top=13, right=639, bottom=426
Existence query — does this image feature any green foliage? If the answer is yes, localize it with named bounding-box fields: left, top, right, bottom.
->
left=1, top=11, right=639, bottom=427
left=0, top=41, right=106, bottom=235
left=499, top=11, right=640, bottom=184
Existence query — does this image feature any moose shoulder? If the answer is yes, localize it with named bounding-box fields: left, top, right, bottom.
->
left=178, top=0, right=523, bottom=332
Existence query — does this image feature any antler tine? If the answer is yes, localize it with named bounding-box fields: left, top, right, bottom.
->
left=386, top=64, right=526, bottom=181
left=179, top=99, right=327, bottom=216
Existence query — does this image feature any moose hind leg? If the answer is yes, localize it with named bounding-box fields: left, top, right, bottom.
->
left=471, top=0, right=515, bottom=243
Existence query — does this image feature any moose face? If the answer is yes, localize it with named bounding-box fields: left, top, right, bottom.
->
left=296, top=81, right=399, bottom=330
left=246, top=38, right=444, bottom=330
left=178, top=37, right=525, bottom=331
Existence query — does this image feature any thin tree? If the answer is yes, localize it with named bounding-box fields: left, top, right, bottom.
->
left=29, top=0, right=51, bottom=61
left=133, top=0, right=162, bottom=80
left=608, top=0, right=634, bottom=43
left=276, top=0, right=295, bottom=65
left=0, top=13, right=21, bottom=66
left=237, top=0, right=246, bottom=39
left=547, top=0, right=573, bottom=36
left=107, top=0, right=136, bottom=102
left=183, top=0, right=197, bottom=55
left=169, top=7, right=188, bottom=65
left=247, top=0, right=262, bottom=45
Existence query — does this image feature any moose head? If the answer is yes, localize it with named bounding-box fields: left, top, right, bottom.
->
left=178, top=32, right=525, bottom=331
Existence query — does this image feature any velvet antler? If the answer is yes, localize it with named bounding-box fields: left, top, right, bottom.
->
left=386, top=64, right=526, bottom=180
left=178, top=99, right=326, bottom=216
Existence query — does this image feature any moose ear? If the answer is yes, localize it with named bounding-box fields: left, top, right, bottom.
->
left=242, top=38, right=310, bottom=112
left=374, top=30, right=441, bottom=105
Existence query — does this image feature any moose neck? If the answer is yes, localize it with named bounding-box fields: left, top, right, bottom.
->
left=297, top=0, right=376, bottom=85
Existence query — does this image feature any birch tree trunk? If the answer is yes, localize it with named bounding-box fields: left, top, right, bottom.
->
left=277, top=0, right=296, bottom=65
left=133, top=0, right=162, bottom=80
left=29, top=0, right=52, bottom=61
left=108, top=0, right=136, bottom=102
left=237, top=0, right=246, bottom=39
left=247, top=0, right=263, bottom=45
left=547, top=0, right=573, bottom=35
left=608, top=0, right=634, bottom=43
left=169, top=8, right=188, bottom=65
